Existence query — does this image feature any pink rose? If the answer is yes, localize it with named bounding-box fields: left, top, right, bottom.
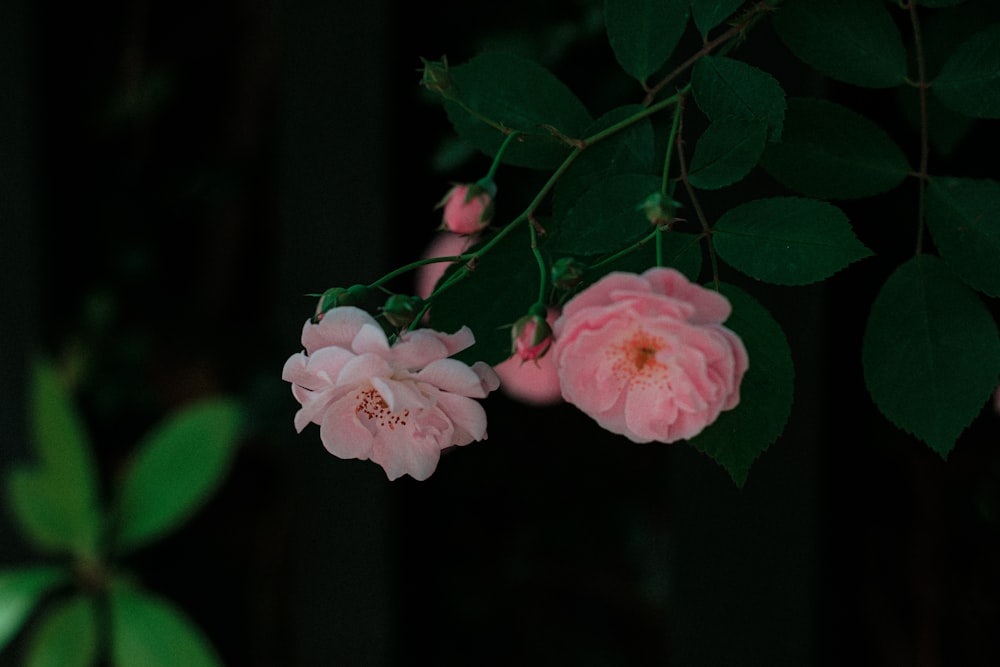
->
left=439, top=183, right=494, bottom=234
left=282, top=306, right=500, bottom=480
left=551, top=268, right=748, bottom=443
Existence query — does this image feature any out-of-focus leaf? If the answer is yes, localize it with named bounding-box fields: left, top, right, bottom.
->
left=688, top=283, right=793, bottom=487
left=24, top=595, right=99, bottom=667
left=862, top=255, right=1000, bottom=457
left=772, top=0, right=907, bottom=88
left=113, top=398, right=244, bottom=554
left=761, top=98, right=911, bottom=199
left=0, top=567, right=68, bottom=654
left=933, top=23, right=1000, bottom=119
left=714, top=197, right=873, bottom=285
left=109, top=580, right=222, bottom=667
left=443, top=52, right=593, bottom=169
left=688, top=118, right=768, bottom=190
left=692, top=56, right=786, bottom=141
left=6, top=359, right=102, bottom=558
left=926, top=177, right=1000, bottom=297
left=605, top=0, right=689, bottom=82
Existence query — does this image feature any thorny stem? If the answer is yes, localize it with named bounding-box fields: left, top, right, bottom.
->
left=643, top=1, right=779, bottom=107
left=675, top=92, right=720, bottom=290
left=905, top=0, right=930, bottom=255
left=529, top=221, right=547, bottom=305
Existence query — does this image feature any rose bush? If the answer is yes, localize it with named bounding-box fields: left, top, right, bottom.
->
left=282, top=306, right=500, bottom=480
left=552, top=268, right=748, bottom=443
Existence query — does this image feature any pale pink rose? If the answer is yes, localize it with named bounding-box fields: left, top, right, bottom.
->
left=495, top=308, right=562, bottom=406
left=439, top=183, right=494, bottom=234
left=282, top=306, right=500, bottom=480
left=551, top=268, right=748, bottom=443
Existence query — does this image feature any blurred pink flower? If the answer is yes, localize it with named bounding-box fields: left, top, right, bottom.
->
left=439, top=183, right=494, bottom=234
left=495, top=308, right=562, bottom=406
left=415, top=232, right=474, bottom=300
left=282, top=306, right=500, bottom=480
left=552, top=268, right=748, bottom=443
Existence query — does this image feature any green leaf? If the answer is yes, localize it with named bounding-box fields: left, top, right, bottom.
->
left=605, top=0, right=689, bottom=83
left=552, top=105, right=656, bottom=225
left=691, top=0, right=745, bottom=35
left=429, top=223, right=541, bottom=366
left=691, top=56, right=786, bottom=141
left=933, top=23, right=1000, bottom=119
left=113, top=398, right=244, bottom=554
left=714, top=197, right=872, bottom=285
left=917, top=0, right=968, bottom=6
left=5, top=359, right=102, bottom=558
left=551, top=174, right=662, bottom=256
left=0, top=567, right=68, bottom=654
left=109, top=580, right=222, bottom=667
left=688, top=118, right=767, bottom=190
left=24, top=595, right=99, bottom=667
left=443, top=52, right=593, bottom=170
left=926, top=177, right=1000, bottom=297
left=688, top=283, right=794, bottom=487
left=760, top=97, right=911, bottom=199
left=772, top=0, right=907, bottom=88
left=862, top=255, right=1000, bottom=457
left=584, top=232, right=704, bottom=287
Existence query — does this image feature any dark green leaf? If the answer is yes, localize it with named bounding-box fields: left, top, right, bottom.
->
left=862, top=255, right=1000, bottom=457
left=6, top=360, right=102, bottom=558
left=551, top=174, right=662, bottom=256
left=714, top=197, right=872, bottom=284
left=25, top=595, right=98, bottom=667
left=584, top=232, right=704, bottom=287
left=688, top=118, right=767, bottom=190
left=552, top=106, right=656, bottom=224
left=926, top=177, right=1000, bottom=297
left=760, top=98, right=911, bottom=199
left=933, top=23, right=1000, bottom=118
left=605, top=0, right=689, bottom=82
left=688, top=283, right=793, bottom=487
left=772, top=0, right=907, bottom=88
left=443, top=52, right=593, bottom=169
left=114, top=398, right=244, bottom=554
left=0, top=567, right=68, bottom=654
left=691, top=56, right=786, bottom=141
left=691, top=0, right=745, bottom=35
left=109, top=581, right=222, bottom=667
left=429, top=223, right=541, bottom=366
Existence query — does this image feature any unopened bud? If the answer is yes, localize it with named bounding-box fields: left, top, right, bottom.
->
left=511, top=307, right=554, bottom=362
left=550, top=257, right=586, bottom=291
left=437, top=181, right=496, bottom=235
left=420, top=57, right=457, bottom=99
left=312, top=284, right=373, bottom=323
left=382, top=294, right=424, bottom=329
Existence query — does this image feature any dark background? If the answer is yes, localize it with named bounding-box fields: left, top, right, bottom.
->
left=2, top=0, right=999, bottom=665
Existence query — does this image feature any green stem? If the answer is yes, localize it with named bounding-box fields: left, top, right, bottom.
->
left=368, top=254, right=475, bottom=290
left=484, top=131, right=523, bottom=182
left=529, top=220, right=547, bottom=304
left=674, top=91, right=720, bottom=289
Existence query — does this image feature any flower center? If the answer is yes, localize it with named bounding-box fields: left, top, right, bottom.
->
left=355, top=387, right=410, bottom=431
left=609, top=329, right=669, bottom=386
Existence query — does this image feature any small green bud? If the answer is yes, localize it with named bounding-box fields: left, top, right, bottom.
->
left=420, top=57, right=457, bottom=99
left=551, top=257, right=586, bottom=291
left=382, top=294, right=424, bottom=329
left=312, top=284, right=373, bottom=323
